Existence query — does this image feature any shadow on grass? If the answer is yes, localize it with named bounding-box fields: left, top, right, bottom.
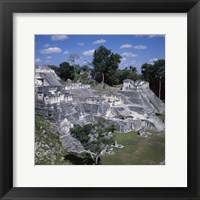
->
left=64, top=153, right=98, bottom=165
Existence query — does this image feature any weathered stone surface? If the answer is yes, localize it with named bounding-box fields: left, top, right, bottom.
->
left=60, top=134, right=85, bottom=153
left=35, top=68, right=165, bottom=152
left=35, top=66, right=62, bottom=87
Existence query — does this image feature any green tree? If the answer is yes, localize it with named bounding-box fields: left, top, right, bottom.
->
left=59, top=62, right=75, bottom=81
left=122, top=66, right=139, bottom=81
left=141, top=59, right=165, bottom=100
left=74, top=65, right=93, bottom=84
left=153, top=59, right=165, bottom=99
left=70, top=120, right=115, bottom=165
left=68, top=54, right=79, bottom=77
left=81, top=65, right=91, bottom=72
left=92, top=46, right=121, bottom=86
left=114, top=66, right=139, bottom=84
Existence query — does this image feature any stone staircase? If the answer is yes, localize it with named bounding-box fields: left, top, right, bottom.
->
left=44, top=72, right=62, bottom=86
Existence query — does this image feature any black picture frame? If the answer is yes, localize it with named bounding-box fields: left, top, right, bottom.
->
left=0, top=0, right=200, bottom=199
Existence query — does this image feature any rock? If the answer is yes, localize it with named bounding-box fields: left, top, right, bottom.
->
left=35, top=68, right=165, bottom=153
left=61, top=135, right=84, bottom=153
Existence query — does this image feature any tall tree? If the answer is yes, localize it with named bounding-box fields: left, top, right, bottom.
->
left=92, top=46, right=121, bottom=86
left=114, top=66, right=139, bottom=85
left=141, top=59, right=165, bottom=100
left=59, top=62, right=75, bottom=81
left=153, top=59, right=165, bottom=99
left=68, top=54, right=79, bottom=77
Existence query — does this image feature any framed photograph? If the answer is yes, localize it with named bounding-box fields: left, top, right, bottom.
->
left=0, top=0, right=200, bottom=199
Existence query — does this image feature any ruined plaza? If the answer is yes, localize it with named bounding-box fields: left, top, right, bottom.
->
left=35, top=66, right=165, bottom=155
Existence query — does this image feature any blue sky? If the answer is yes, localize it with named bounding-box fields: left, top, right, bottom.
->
left=35, top=34, right=165, bottom=73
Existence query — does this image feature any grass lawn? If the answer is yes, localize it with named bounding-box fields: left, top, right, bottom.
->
left=156, top=113, right=165, bottom=121
left=101, top=131, right=165, bottom=165
left=36, top=116, right=165, bottom=165
left=35, top=116, right=71, bottom=165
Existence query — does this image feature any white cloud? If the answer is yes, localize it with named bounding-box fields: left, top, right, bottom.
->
left=40, top=47, right=62, bottom=54
left=134, top=45, right=147, bottom=50
left=126, top=60, right=136, bottom=66
left=82, top=49, right=95, bottom=56
left=149, top=35, right=165, bottom=38
left=35, top=58, right=41, bottom=63
left=51, top=35, right=68, bottom=41
left=120, top=44, right=147, bottom=50
left=63, top=51, right=69, bottom=55
left=121, top=57, right=127, bottom=61
left=46, top=56, right=51, bottom=59
left=149, top=58, right=159, bottom=63
left=120, top=44, right=133, bottom=49
left=93, top=39, right=106, bottom=44
left=78, top=42, right=84, bottom=46
left=121, top=52, right=138, bottom=57
left=43, top=43, right=50, bottom=48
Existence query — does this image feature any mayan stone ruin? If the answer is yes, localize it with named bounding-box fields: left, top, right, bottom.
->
left=35, top=66, right=165, bottom=153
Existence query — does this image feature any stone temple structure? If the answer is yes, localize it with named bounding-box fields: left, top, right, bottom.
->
left=35, top=65, right=165, bottom=153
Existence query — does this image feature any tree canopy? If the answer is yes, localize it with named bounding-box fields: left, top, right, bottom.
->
left=70, top=120, right=115, bottom=165
left=92, top=46, right=122, bottom=85
left=141, top=59, right=165, bottom=100
left=59, top=62, right=75, bottom=81
left=47, top=46, right=141, bottom=85
left=115, top=66, right=139, bottom=84
left=47, top=49, right=164, bottom=98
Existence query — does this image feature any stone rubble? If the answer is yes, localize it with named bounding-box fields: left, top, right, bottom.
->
left=35, top=66, right=165, bottom=153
